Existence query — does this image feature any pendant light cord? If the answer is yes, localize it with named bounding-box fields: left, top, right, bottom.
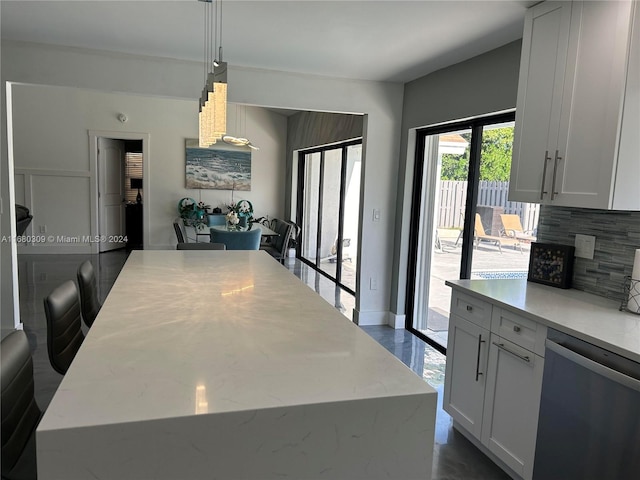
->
left=203, top=1, right=208, bottom=81
left=214, top=0, right=218, bottom=65
left=219, top=0, right=223, bottom=62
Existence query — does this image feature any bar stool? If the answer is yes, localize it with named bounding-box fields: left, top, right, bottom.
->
left=1, top=330, right=41, bottom=479
left=44, top=280, right=85, bottom=375
left=77, top=260, right=102, bottom=328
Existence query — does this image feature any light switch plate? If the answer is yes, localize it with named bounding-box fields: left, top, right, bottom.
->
left=575, top=234, right=596, bottom=259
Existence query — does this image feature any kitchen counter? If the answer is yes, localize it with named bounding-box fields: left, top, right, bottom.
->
left=446, top=279, right=640, bottom=363
left=37, top=251, right=436, bottom=479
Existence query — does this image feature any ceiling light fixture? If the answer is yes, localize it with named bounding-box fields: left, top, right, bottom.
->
left=198, top=0, right=227, bottom=148
left=222, top=105, right=259, bottom=150
left=223, top=135, right=259, bottom=150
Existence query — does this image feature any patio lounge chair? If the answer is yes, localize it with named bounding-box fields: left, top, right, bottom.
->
left=474, top=214, right=520, bottom=253
left=500, top=214, right=536, bottom=242
left=327, top=237, right=351, bottom=263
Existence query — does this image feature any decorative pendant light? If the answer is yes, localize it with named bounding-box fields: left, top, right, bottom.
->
left=198, top=0, right=227, bottom=148
left=223, top=105, right=259, bottom=150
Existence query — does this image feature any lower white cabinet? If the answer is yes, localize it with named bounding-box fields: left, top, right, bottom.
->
left=443, top=314, right=489, bottom=438
left=481, top=335, right=544, bottom=480
left=444, top=291, right=545, bottom=480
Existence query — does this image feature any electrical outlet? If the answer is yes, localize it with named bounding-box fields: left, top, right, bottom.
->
left=575, top=234, right=596, bottom=259
left=370, top=277, right=378, bottom=290
left=372, top=209, right=380, bottom=222
left=39, top=225, right=47, bottom=233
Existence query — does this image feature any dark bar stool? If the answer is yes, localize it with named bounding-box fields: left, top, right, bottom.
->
left=44, top=280, right=85, bottom=375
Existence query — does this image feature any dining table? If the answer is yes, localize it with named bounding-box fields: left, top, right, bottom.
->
left=36, top=250, right=437, bottom=479
left=196, top=222, right=279, bottom=240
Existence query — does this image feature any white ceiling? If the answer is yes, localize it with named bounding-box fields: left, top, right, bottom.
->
left=0, top=0, right=536, bottom=83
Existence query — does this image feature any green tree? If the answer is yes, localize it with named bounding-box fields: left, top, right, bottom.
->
left=439, top=127, right=513, bottom=181
left=479, top=127, right=513, bottom=181
left=440, top=132, right=470, bottom=181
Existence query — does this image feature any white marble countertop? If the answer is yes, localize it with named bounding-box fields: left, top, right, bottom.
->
left=39, top=251, right=434, bottom=432
left=446, top=279, right=640, bottom=363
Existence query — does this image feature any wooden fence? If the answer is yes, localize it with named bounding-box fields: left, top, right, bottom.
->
left=437, top=180, right=539, bottom=232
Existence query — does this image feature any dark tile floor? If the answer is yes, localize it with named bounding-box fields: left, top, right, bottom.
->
left=16, top=249, right=509, bottom=480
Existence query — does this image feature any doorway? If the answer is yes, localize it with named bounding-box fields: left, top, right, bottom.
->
left=97, top=138, right=126, bottom=252
left=296, top=140, right=362, bottom=295
left=90, top=131, right=149, bottom=253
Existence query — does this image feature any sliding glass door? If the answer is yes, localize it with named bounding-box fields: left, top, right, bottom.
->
left=406, top=112, right=539, bottom=353
left=297, top=140, right=361, bottom=294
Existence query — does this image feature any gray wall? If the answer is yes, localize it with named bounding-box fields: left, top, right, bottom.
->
left=391, top=40, right=523, bottom=319
left=537, top=206, right=640, bottom=303
left=287, top=111, right=363, bottom=153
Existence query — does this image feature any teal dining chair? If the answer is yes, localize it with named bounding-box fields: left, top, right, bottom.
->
left=207, top=214, right=227, bottom=227
left=210, top=227, right=261, bottom=250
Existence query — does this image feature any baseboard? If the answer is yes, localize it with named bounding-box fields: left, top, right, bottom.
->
left=353, top=309, right=388, bottom=326
left=388, top=313, right=405, bottom=329
left=17, top=244, right=94, bottom=254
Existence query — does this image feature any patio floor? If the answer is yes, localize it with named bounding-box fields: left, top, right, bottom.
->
left=422, top=229, right=532, bottom=347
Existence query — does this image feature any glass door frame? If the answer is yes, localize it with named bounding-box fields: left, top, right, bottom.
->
left=405, top=111, right=515, bottom=354
left=296, top=139, right=362, bottom=295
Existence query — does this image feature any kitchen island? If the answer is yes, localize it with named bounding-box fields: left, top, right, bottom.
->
left=37, top=251, right=436, bottom=479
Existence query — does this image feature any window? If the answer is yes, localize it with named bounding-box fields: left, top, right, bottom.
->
left=124, top=152, right=143, bottom=203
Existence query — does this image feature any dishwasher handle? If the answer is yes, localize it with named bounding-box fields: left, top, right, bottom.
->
left=546, top=339, right=640, bottom=393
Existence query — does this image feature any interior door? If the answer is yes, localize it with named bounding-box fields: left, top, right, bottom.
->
left=98, top=138, right=126, bottom=252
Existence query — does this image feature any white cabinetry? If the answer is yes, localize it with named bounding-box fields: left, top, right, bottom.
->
left=444, top=291, right=546, bottom=480
left=444, top=314, right=489, bottom=438
left=510, top=0, right=639, bottom=210
left=481, top=334, right=544, bottom=480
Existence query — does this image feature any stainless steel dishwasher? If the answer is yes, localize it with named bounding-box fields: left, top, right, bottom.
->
left=533, top=328, right=640, bottom=479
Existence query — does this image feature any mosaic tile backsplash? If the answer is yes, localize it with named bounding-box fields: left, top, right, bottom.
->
left=536, top=206, right=640, bottom=303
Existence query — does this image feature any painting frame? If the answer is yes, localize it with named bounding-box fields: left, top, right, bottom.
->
left=185, top=139, right=251, bottom=191
left=527, top=242, right=575, bottom=289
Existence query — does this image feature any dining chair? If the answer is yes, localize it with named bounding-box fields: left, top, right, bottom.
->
left=207, top=214, right=226, bottom=227
left=1, top=330, right=42, bottom=480
left=173, top=217, right=188, bottom=243
left=177, top=242, right=226, bottom=250
left=43, top=280, right=85, bottom=375
left=210, top=226, right=261, bottom=250
left=260, top=219, right=294, bottom=263
left=77, top=260, right=102, bottom=328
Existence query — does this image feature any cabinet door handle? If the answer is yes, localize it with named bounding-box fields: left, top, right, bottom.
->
left=513, top=325, right=521, bottom=333
left=475, top=334, right=486, bottom=381
left=493, top=341, right=530, bottom=363
left=551, top=150, right=562, bottom=200
left=466, top=305, right=473, bottom=312
left=540, top=150, right=551, bottom=200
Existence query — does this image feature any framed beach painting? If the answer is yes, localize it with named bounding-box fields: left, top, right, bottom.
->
left=185, top=139, right=251, bottom=190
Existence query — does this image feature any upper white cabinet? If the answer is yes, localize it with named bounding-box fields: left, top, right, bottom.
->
left=510, top=0, right=639, bottom=210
